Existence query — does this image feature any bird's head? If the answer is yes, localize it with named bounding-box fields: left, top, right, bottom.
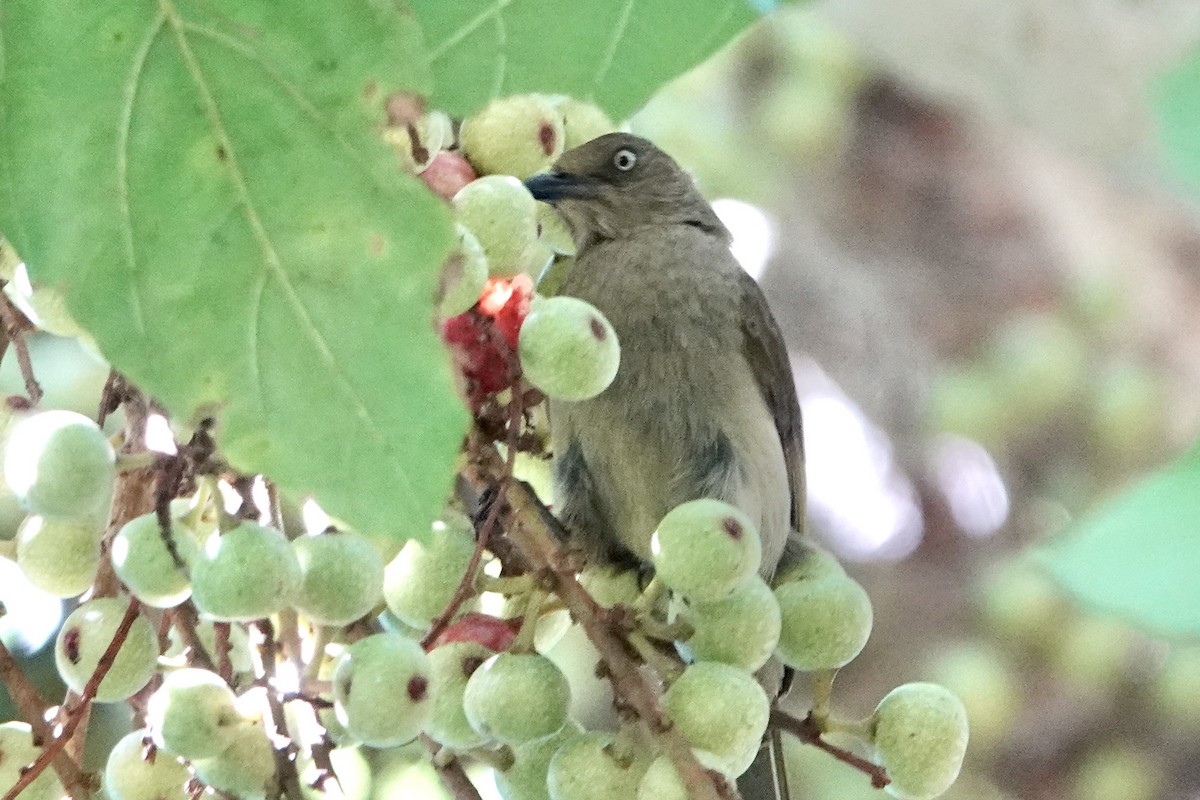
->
left=524, top=132, right=727, bottom=249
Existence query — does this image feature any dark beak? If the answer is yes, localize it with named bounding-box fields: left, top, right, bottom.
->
left=524, top=171, right=598, bottom=203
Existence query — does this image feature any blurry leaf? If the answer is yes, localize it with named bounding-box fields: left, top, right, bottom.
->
left=0, top=0, right=466, bottom=542
left=1037, top=447, right=1200, bottom=636
left=1155, top=44, right=1200, bottom=193
left=411, top=0, right=764, bottom=119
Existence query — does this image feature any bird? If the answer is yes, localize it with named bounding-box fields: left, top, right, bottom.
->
left=525, top=132, right=805, bottom=800
left=523, top=132, right=804, bottom=580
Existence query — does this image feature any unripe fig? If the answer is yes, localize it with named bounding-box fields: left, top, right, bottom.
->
left=651, top=499, right=762, bottom=602
left=518, top=296, right=620, bottom=401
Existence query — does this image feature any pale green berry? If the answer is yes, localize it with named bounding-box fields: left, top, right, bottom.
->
left=292, top=527, right=385, bottom=626
left=772, top=539, right=845, bottom=585
left=385, top=110, right=454, bottom=172
left=518, top=296, right=620, bottom=401
left=0, top=721, right=65, bottom=800
left=2, top=265, right=93, bottom=342
left=650, top=499, right=761, bottom=602
left=463, top=652, right=570, bottom=744
left=111, top=511, right=200, bottom=608
left=636, top=756, right=687, bottom=800
left=333, top=633, right=434, bottom=747
left=15, top=514, right=102, bottom=597
left=461, top=94, right=565, bottom=179
left=439, top=225, right=491, bottom=317
left=148, top=667, right=242, bottom=760
left=536, top=203, right=576, bottom=256
left=535, top=253, right=575, bottom=297
left=552, top=98, right=616, bottom=150
left=577, top=565, right=641, bottom=608
left=383, top=513, right=476, bottom=628
left=774, top=572, right=873, bottom=671
left=424, top=640, right=493, bottom=749
left=191, top=719, right=277, bottom=800
left=453, top=175, right=545, bottom=276
left=104, top=728, right=191, bottom=800
left=496, top=724, right=583, bottom=800
left=3, top=409, right=115, bottom=520
left=685, top=575, right=781, bottom=672
left=191, top=522, right=302, bottom=622
left=55, top=597, right=158, bottom=702
left=547, top=732, right=646, bottom=800
left=662, top=662, right=769, bottom=777
left=870, top=682, right=969, bottom=800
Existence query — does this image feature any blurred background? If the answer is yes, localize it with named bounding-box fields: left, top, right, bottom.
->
left=4, top=2, right=1200, bottom=798
left=631, top=2, right=1200, bottom=799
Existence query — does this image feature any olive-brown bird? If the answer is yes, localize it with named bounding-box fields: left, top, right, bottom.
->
left=525, top=133, right=804, bottom=799
left=524, top=132, right=805, bottom=579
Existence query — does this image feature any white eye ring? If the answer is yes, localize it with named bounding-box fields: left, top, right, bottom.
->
left=613, top=149, right=637, bottom=171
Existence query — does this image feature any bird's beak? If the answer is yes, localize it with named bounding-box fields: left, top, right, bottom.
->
left=524, top=171, right=599, bottom=203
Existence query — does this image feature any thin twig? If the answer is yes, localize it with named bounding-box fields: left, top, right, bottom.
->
left=423, top=735, right=484, bottom=800
left=0, top=291, right=42, bottom=404
left=214, top=622, right=233, bottom=684
left=0, top=639, right=88, bottom=793
left=421, top=390, right=523, bottom=649
left=487, top=473, right=732, bottom=800
left=768, top=708, right=890, bottom=789
left=255, top=620, right=305, bottom=800
left=167, top=605, right=218, bottom=673
left=1, top=597, right=143, bottom=800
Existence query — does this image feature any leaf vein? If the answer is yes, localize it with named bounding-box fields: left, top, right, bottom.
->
left=590, top=0, right=637, bottom=98
left=490, top=7, right=509, bottom=99
left=157, top=0, right=392, bottom=458
left=113, top=13, right=168, bottom=338
left=427, top=0, right=512, bottom=63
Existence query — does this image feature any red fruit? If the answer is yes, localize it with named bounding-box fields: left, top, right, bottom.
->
left=479, top=275, right=533, bottom=349
left=430, top=612, right=519, bottom=652
left=442, top=312, right=509, bottom=406
left=442, top=276, right=533, bottom=409
left=421, top=152, right=477, bottom=201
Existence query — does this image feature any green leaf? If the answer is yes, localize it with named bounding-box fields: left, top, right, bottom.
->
left=411, top=0, right=762, bottom=119
left=1037, top=447, right=1200, bottom=636
left=1155, top=44, right=1200, bottom=193
left=0, top=0, right=467, bottom=541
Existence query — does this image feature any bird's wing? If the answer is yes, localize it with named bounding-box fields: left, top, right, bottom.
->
left=738, top=269, right=806, bottom=532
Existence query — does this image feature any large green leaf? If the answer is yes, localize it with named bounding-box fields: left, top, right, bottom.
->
left=0, top=0, right=466, bottom=541
left=1155, top=44, right=1200, bottom=193
left=1037, top=446, right=1200, bottom=636
left=411, top=0, right=765, bottom=119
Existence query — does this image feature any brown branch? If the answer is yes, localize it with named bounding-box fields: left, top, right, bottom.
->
left=481, top=472, right=730, bottom=800
left=0, top=639, right=89, bottom=793
left=255, top=620, right=305, bottom=800
left=423, top=736, right=484, bottom=800
left=1, top=597, right=142, bottom=800
left=213, top=622, right=234, bottom=684
left=167, top=605, right=218, bottom=673
left=95, top=386, right=157, bottom=598
left=0, top=291, right=42, bottom=404
left=305, top=733, right=342, bottom=795
left=421, top=389, right=524, bottom=649
left=768, top=709, right=890, bottom=789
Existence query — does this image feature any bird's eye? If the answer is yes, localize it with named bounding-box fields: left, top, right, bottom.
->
left=613, top=149, right=637, bottom=171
